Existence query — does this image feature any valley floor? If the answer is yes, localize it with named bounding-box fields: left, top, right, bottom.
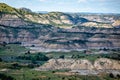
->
left=0, top=44, right=120, bottom=80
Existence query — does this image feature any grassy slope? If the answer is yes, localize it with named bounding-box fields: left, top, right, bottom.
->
left=0, top=67, right=118, bottom=80
left=0, top=44, right=29, bottom=56
left=0, top=3, right=73, bottom=28
left=0, top=3, right=16, bottom=13
left=0, top=44, right=120, bottom=80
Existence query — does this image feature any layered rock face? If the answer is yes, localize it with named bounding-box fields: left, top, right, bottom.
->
left=36, top=58, right=120, bottom=71
left=22, top=27, right=120, bottom=50
left=1, top=26, right=119, bottom=50
left=0, top=3, right=120, bottom=50
left=0, top=14, right=27, bottom=27
left=1, top=3, right=120, bottom=29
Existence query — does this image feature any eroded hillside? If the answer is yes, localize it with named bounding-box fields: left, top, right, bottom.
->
left=0, top=3, right=120, bottom=50
left=36, top=58, right=120, bottom=70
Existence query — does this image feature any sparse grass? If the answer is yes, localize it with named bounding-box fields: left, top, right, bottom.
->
left=45, top=51, right=84, bottom=59
left=0, top=62, right=12, bottom=69
left=0, top=44, right=29, bottom=56
left=44, top=49, right=120, bottom=62
left=0, top=44, right=120, bottom=80
left=0, top=66, right=119, bottom=80
left=0, top=3, right=17, bottom=14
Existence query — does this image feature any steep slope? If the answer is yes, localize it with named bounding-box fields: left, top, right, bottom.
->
left=23, top=27, right=120, bottom=50
left=81, top=22, right=113, bottom=28
left=0, top=3, right=30, bottom=27
left=0, top=23, right=57, bottom=43
left=0, top=3, right=120, bottom=50
left=71, top=13, right=120, bottom=28
left=0, top=3, right=16, bottom=13
left=1, top=3, right=120, bottom=28
left=24, top=12, right=74, bottom=28
left=0, top=3, right=87, bottom=28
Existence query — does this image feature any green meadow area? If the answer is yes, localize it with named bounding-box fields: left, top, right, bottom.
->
left=0, top=44, right=120, bottom=80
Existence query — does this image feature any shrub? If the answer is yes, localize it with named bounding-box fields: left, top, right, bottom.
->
left=0, top=58, right=2, bottom=62
left=116, top=74, right=120, bottom=78
left=59, top=55, right=65, bottom=59
left=109, top=73, right=114, bottom=78
left=0, top=73, right=15, bottom=80
left=27, top=63, right=35, bottom=68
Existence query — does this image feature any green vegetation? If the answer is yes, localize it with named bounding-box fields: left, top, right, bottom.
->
left=17, top=53, right=49, bottom=64
left=59, top=55, right=65, bottom=59
left=0, top=44, right=28, bottom=56
left=71, top=53, right=120, bottom=62
left=0, top=44, right=48, bottom=65
left=0, top=3, right=120, bottom=80
left=44, top=49, right=120, bottom=62
left=0, top=3, right=73, bottom=28
left=0, top=65, right=119, bottom=80
left=0, top=44, right=120, bottom=80
left=0, top=3, right=16, bottom=13
left=0, top=44, right=120, bottom=62
left=0, top=73, right=15, bottom=80
left=44, top=51, right=83, bottom=59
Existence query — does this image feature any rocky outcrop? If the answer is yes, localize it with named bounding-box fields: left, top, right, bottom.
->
left=1, top=3, right=120, bottom=29
left=81, top=22, right=113, bottom=28
left=35, top=58, right=120, bottom=71
left=0, top=23, right=57, bottom=43
left=21, top=27, right=120, bottom=50
left=0, top=3, right=120, bottom=50
left=1, top=24, right=120, bottom=50
left=80, top=14, right=120, bottom=24
left=0, top=14, right=27, bottom=27
left=94, top=58, right=120, bottom=70
left=112, top=20, right=120, bottom=27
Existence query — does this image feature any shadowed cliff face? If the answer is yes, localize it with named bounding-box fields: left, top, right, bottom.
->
left=0, top=3, right=120, bottom=50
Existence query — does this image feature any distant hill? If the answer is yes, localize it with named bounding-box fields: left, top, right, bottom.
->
left=0, top=3, right=120, bottom=50
left=36, top=11, right=48, bottom=14
left=1, top=3, right=120, bottom=28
